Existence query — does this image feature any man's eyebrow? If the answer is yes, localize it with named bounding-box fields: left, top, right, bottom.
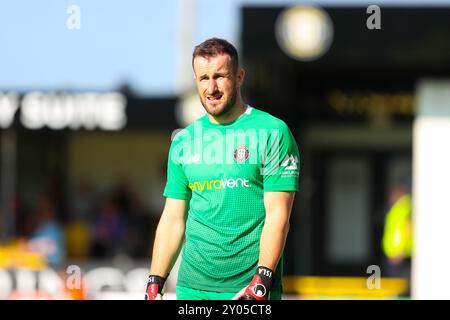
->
left=198, top=72, right=225, bottom=78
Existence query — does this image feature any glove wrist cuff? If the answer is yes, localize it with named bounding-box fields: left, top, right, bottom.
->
left=147, top=275, right=167, bottom=294
left=255, top=266, right=274, bottom=290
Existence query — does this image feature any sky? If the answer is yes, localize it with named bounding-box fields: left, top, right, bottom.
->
left=1, top=0, right=450, bottom=96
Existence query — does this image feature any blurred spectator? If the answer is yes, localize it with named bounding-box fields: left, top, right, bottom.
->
left=122, top=192, right=153, bottom=258
left=89, top=197, right=126, bottom=258
left=70, top=179, right=96, bottom=220
left=65, top=219, right=90, bottom=258
left=28, top=196, right=66, bottom=266
left=382, top=184, right=413, bottom=295
left=48, top=172, right=67, bottom=222
left=112, top=178, right=134, bottom=215
left=65, top=180, right=96, bottom=258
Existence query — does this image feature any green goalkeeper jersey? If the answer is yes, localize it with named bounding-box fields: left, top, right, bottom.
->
left=163, top=106, right=300, bottom=292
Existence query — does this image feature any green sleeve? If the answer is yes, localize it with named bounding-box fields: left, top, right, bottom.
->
left=262, top=122, right=300, bottom=191
left=163, top=132, right=192, bottom=200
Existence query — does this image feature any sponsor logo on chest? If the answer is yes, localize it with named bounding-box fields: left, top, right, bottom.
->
left=188, top=177, right=250, bottom=191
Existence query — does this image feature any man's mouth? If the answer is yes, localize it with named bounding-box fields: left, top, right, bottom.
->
left=207, top=94, right=223, bottom=102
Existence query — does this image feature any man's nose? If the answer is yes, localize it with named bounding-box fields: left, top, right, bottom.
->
left=207, top=79, right=218, bottom=94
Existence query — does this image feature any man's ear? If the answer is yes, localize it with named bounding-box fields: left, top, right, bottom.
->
left=236, top=68, right=245, bottom=87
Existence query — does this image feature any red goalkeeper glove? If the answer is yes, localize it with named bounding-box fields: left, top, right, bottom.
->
left=233, top=266, right=274, bottom=300
left=145, top=275, right=167, bottom=300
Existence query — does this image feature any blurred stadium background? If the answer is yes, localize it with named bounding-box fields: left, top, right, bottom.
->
left=1, top=0, right=450, bottom=300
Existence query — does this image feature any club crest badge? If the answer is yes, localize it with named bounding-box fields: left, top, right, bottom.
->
left=234, top=145, right=249, bottom=163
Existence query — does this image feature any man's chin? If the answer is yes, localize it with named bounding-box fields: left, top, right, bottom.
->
left=205, top=104, right=225, bottom=116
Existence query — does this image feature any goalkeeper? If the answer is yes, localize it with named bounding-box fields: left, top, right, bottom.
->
left=145, top=38, right=300, bottom=300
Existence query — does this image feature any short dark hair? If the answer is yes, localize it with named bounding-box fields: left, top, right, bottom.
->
left=192, top=38, right=239, bottom=72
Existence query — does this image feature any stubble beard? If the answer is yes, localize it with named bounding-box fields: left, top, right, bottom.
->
left=201, top=87, right=238, bottom=118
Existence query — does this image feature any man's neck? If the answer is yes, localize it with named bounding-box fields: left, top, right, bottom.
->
left=208, top=101, right=247, bottom=125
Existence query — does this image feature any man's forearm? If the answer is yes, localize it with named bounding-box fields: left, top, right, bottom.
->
left=232, top=207, right=291, bottom=301
left=258, top=212, right=290, bottom=270
left=149, top=213, right=186, bottom=277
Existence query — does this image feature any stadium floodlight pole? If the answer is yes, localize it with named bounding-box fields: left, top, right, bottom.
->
left=175, top=0, right=196, bottom=95
left=0, top=128, right=17, bottom=241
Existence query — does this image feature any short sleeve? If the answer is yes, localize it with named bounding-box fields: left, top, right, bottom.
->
left=163, top=132, right=192, bottom=200
left=262, top=122, right=300, bottom=191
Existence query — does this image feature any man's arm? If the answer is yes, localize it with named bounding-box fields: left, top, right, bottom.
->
left=145, top=197, right=188, bottom=300
left=259, top=191, right=295, bottom=270
left=149, top=197, right=188, bottom=277
left=233, top=191, right=295, bottom=300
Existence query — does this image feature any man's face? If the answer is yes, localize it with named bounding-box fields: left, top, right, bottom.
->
left=193, top=54, right=243, bottom=117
